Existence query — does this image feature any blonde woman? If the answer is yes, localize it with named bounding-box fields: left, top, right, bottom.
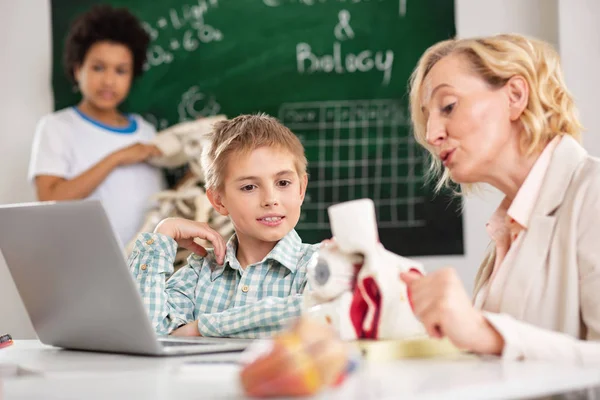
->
left=400, top=33, right=600, bottom=365
left=237, top=34, right=600, bottom=396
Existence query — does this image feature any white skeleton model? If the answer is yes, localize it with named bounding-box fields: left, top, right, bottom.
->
left=125, top=116, right=235, bottom=267
left=303, top=199, right=427, bottom=340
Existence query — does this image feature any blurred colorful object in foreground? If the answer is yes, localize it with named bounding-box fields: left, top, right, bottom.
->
left=0, top=334, right=13, bottom=349
left=239, top=318, right=356, bottom=397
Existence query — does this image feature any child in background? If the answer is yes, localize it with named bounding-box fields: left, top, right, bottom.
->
left=28, top=5, right=166, bottom=246
left=128, top=113, right=318, bottom=338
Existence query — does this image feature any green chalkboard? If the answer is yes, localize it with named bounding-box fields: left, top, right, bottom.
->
left=51, top=0, right=463, bottom=256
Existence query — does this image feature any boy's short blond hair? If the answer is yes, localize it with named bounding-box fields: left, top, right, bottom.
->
left=201, top=113, right=308, bottom=191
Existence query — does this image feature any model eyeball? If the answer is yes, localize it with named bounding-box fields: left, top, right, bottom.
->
left=313, top=257, right=331, bottom=287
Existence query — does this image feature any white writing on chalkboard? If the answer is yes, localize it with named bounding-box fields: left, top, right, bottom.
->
left=264, top=0, right=408, bottom=17
left=297, top=43, right=394, bottom=85
left=144, top=86, right=221, bottom=129
left=296, top=10, right=394, bottom=85
left=334, top=10, right=354, bottom=41
left=177, top=86, right=221, bottom=121
left=145, top=113, right=170, bottom=130
left=142, top=0, right=222, bottom=71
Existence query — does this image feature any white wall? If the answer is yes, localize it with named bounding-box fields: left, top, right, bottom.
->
left=1, top=0, right=597, bottom=338
left=0, top=0, right=52, bottom=339
left=456, top=0, right=559, bottom=47
left=558, top=0, right=600, bottom=157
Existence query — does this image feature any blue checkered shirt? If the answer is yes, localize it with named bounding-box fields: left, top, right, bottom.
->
left=128, top=229, right=317, bottom=338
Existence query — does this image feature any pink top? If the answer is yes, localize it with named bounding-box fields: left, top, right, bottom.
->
left=474, top=136, right=561, bottom=311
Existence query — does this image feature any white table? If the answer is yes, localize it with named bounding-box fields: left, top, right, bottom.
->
left=1, top=340, right=599, bottom=399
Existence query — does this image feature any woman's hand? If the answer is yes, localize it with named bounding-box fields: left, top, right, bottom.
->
left=400, top=267, right=504, bottom=355
left=154, top=218, right=226, bottom=264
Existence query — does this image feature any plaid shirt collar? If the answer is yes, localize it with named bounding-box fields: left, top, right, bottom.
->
left=210, top=230, right=303, bottom=280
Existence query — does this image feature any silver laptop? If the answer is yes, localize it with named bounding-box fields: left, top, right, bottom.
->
left=0, top=200, right=251, bottom=356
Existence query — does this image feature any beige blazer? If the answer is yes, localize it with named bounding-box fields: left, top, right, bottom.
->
left=473, top=135, right=600, bottom=365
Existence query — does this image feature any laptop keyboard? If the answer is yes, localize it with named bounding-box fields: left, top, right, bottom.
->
left=161, top=341, right=211, bottom=347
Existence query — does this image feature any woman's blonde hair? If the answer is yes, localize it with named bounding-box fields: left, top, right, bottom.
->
left=408, top=33, right=583, bottom=192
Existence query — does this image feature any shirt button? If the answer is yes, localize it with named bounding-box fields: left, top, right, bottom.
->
left=141, top=264, right=148, bottom=271
left=241, top=285, right=249, bottom=293
left=146, top=239, right=154, bottom=245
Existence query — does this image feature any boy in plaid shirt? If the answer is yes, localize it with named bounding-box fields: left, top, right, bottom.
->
left=128, top=113, right=317, bottom=338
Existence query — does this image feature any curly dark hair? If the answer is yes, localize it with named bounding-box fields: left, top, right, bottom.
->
left=63, top=5, right=150, bottom=83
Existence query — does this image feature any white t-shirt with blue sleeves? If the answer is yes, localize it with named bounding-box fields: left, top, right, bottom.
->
left=28, top=107, right=166, bottom=246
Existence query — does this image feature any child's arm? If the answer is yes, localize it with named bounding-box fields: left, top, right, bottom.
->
left=195, top=293, right=306, bottom=338
left=128, top=218, right=227, bottom=335
left=128, top=234, right=197, bottom=334
left=173, top=252, right=316, bottom=338
left=36, top=143, right=161, bottom=201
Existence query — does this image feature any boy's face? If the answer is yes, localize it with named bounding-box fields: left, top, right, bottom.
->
left=75, top=41, right=133, bottom=111
left=212, top=147, right=307, bottom=246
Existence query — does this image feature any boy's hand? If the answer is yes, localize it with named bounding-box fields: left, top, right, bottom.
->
left=113, top=143, right=162, bottom=166
left=170, top=321, right=202, bottom=337
left=320, top=237, right=336, bottom=248
left=154, top=218, right=226, bottom=264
